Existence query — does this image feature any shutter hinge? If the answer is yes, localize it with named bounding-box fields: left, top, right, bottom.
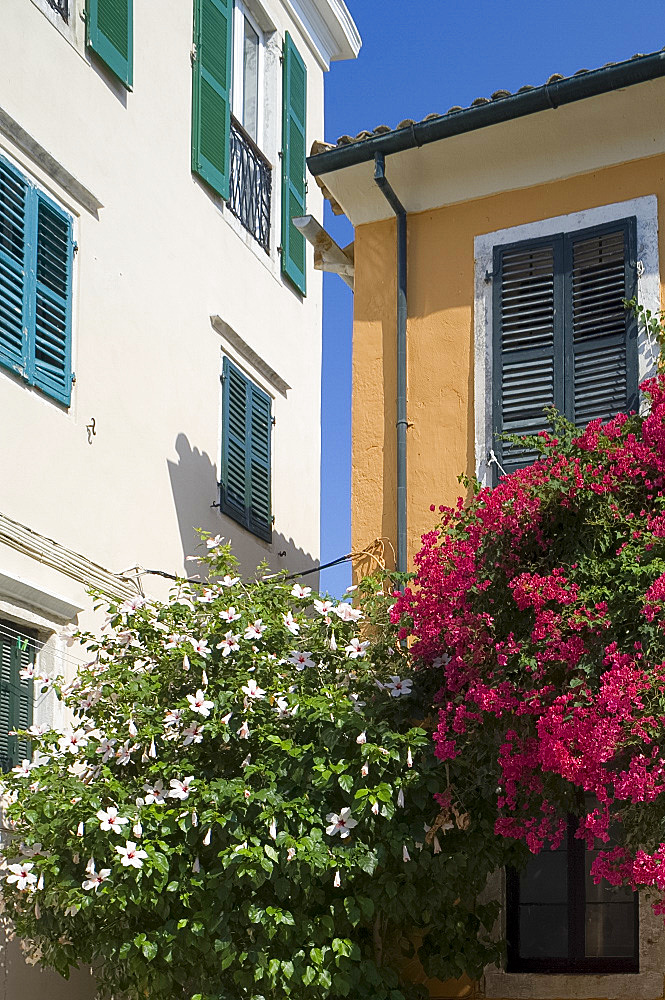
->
left=272, top=515, right=275, bottom=525
left=484, top=269, right=494, bottom=283
left=220, top=372, right=226, bottom=383
left=80, top=8, right=87, bottom=21
left=271, top=416, right=276, bottom=426
left=71, top=372, right=77, bottom=385
left=72, top=241, right=79, bottom=256
left=191, top=44, right=198, bottom=65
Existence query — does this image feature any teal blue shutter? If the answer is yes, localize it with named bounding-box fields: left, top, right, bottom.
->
left=30, top=193, right=73, bottom=406
left=192, top=0, right=232, bottom=199
left=566, top=220, right=638, bottom=426
left=0, top=158, right=30, bottom=379
left=492, top=237, right=564, bottom=476
left=221, top=359, right=272, bottom=541
left=0, top=624, right=34, bottom=771
left=86, top=0, right=133, bottom=89
left=281, top=33, right=307, bottom=295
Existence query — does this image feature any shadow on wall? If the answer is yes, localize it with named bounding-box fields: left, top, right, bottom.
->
left=167, top=433, right=319, bottom=586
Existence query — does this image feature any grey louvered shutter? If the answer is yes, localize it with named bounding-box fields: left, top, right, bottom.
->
left=0, top=158, right=29, bottom=378
left=31, top=194, right=74, bottom=405
left=248, top=381, right=272, bottom=542
left=566, top=220, right=638, bottom=426
left=493, top=238, right=564, bottom=476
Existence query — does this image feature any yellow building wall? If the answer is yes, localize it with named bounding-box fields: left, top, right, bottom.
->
left=351, top=152, right=665, bottom=573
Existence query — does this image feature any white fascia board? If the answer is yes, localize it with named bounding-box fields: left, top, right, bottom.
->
left=283, top=0, right=360, bottom=69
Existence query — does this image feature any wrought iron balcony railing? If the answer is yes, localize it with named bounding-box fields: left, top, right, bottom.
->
left=46, top=0, right=68, bottom=20
left=228, top=115, right=272, bottom=255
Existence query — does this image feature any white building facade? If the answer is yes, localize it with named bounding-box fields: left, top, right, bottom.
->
left=0, top=0, right=358, bottom=993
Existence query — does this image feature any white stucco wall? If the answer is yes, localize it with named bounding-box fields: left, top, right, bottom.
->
left=0, top=0, right=357, bottom=595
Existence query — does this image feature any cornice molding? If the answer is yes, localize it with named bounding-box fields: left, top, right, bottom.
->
left=283, top=0, right=360, bottom=70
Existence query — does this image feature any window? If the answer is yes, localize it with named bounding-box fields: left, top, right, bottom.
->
left=45, top=0, right=68, bottom=20
left=228, top=3, right=271, bottom=254
left=491, top=217, right=638, bottom=477
left=191, top=3, right=307, bottom=273
left=0, top=622, right=34, bottom=772
left=0, top=155, right=74, bottom=406
left=220, top=357, right=272, bottom=542
left=232, top=2, right=263, bottom=147
left=506, top=815, right=638, bottom=973
left=85, top=0, right=133, bottom=89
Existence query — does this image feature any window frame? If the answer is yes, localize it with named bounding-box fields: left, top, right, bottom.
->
left=473, top=196, right=660, bottom=489
left=506, top=816, right=639, bottom=975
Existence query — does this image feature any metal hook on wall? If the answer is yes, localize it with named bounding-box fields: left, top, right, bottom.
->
left=86, top=418, right=96, bottom=444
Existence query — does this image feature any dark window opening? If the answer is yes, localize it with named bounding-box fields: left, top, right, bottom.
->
left=506, top=815, right=639, bottom=974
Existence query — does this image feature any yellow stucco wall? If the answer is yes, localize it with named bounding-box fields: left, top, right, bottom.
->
left=351, top=152, right=665, bottom=572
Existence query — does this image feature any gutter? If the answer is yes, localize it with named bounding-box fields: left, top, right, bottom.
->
left=308, top=50, right=665, bottom=176
left=373, top=153, right=408, bottom=577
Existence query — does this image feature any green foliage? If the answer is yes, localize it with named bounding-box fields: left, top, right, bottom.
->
left=0, top=542, right=513, bottom=999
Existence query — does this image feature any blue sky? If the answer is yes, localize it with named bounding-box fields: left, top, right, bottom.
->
left=318, top=0, right=665, bottom=596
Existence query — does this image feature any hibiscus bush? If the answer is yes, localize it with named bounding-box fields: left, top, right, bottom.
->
left=394, top=372, right=665, bottom=911
left=0, top=540, right=513, bottom=1000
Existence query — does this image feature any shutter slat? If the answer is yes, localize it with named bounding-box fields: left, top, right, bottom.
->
left=192, top=0, right=232, bottom=199
left=86, top=0, right=133, bottom=88
left=281, top=33, right=307, bottom=295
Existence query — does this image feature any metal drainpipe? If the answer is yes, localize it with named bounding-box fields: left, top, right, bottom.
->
left=373, top=152, right=407, bottom=576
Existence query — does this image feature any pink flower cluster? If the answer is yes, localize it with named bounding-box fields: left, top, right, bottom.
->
left=393, top=374, right=665, bottom=913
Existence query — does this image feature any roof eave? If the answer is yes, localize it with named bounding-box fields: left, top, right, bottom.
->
left=308, top=49, right=665, bottom=175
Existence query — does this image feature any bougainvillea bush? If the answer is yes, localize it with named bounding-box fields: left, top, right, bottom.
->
left=0, top=541, right=515, bottom=1000
left=394, top=373, right=665, bottom=911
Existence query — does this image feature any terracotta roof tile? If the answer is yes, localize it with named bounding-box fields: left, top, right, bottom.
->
left=325, top=49, right=663, bottom=150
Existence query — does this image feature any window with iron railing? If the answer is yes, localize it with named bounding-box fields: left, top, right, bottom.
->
left=45, top=0, right=68, bottom=21
left=228, top=115, right=272, bottom=254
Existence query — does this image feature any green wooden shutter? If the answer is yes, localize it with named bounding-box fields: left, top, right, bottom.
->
left=492, top=237, right=564, bottom=476
left=30, top=193, right=73, bottom=406
left=0, top=624, right=34, bottom=771
left=566, top=220, right=638, bottom=426
left=86, top=0, right=133, bottom=89
left=221, top=357, right=249, bottom=522
left=192, top=0, right=232, bottom=199
left=0, top=157, right=30, bottom=379
left=221, top=358, right=272, bottom=541
left=281, top=33, right=307, bottom=295
left=248, top=381, right=272, bottom=541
